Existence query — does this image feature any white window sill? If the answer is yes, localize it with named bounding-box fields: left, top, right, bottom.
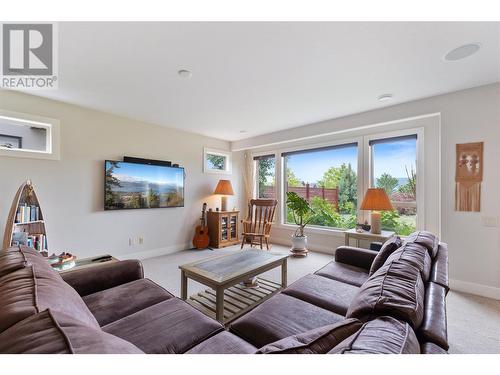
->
left=274, top=223, right=346, bottom=238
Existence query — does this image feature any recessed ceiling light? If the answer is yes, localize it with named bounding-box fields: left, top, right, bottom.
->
left=444, top=43, right=481, bottom=61
left=178, top=69, right=192, bottom=78
left=378, top=94, right=393, bottom=102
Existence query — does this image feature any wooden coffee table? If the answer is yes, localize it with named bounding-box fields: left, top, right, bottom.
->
left=179, top=250, right=288, bottom=324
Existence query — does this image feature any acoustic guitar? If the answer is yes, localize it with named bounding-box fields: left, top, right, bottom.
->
left=192, top=203, right=210, bottom=249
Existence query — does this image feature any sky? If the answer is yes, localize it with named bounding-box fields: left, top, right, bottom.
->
left=286, top=139, right=416, bottom=183
left=107, top=161, right=184, bottom=185
left=372, top=139, right=417, bottom=180
left=286, top=145, right=357, bottom=184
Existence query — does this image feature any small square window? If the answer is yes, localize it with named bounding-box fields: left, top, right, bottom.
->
left=203, top=148, right=231, bottom=174
left=0, top=110, right=60, bottom=160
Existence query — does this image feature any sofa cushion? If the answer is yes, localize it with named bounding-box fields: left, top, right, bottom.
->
left=417, top=282, right=448, bottom=350
left=369, top=236, right=402, bottom=275
left=103, top=298, right=223, bottom=353
left=346, top=260, right=425, bottom=329
left=405, top=231, right=439, bottom=258
left=186, top=331, right=257, bottom=354
left=0, top=309, right=142, bottom=354
left=314, top=261, right=369, bottom=287
left=258, top=318, right=362, bottom=354
left=329, top=316, right=420, bottom=354
left=385, top=242, right=432, bottom=281
left=420, top=342, right=448, bottom=354
left=83, top=278, right=174, bottom=326
left=62, top=259, right=144, bottom=297
left=0, top=245, right=56, bottom=279
left=282, top=274, right=359, bottom=315
left=229, top=293, right=344, bottom=348
left=430, top=243, right=449, bottom=292
left=0, top=246, right=29, bottom=278
left=0, top=265, right=100, bottom=332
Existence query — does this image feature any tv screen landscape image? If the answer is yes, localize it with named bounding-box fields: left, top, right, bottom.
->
left=105, top=161, right=184, bottom=210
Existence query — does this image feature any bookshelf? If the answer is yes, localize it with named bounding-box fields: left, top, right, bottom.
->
left=2, top=180, right=48, bottom=254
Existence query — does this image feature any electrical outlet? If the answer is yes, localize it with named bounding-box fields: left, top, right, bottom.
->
left=481, top=216, right=498, bottom=227
left=138, top=236, right=144, bottom=245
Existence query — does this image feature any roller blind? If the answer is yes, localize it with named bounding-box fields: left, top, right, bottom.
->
left=369, top=134, right=417, bottom=146
left=253, top=154, right=275, bottom=161
left=281, top=142, right=358, bottom=158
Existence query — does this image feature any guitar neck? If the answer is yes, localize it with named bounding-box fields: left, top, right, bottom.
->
left=201, top=203, right=207, bottom=227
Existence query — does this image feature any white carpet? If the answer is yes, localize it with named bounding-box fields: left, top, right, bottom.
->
left=141, top=243, right=500, bottom=354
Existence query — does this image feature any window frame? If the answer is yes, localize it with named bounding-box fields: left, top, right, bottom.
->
left=275, top=136, right=363, bottom=233
left=363, top=127, right=424, bottom=230
left=281, top=140, right=362, bottom=231
left=0, top=109, right=60, bottom=160
left=250, top=126, right=426, bottom=235
left=203, top=147, right=232, bottom=174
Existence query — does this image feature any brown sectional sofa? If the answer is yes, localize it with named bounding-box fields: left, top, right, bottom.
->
left=228, top=231, right=449, bottom=354
left=0, top=246, right=225, bottom=354
left=0, top=230, right=448, bottom=354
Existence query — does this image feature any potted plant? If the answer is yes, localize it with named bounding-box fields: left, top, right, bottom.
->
left=286, top=192, right=315, bottom=257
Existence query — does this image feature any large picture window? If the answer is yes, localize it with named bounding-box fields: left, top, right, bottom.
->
left=254, top=154, right=276, bottom=199
left=252, top=126, right=424, bottom=235
left=370, top=134, right=417, bottom=235
left=282, top=143, right=358, bottom=230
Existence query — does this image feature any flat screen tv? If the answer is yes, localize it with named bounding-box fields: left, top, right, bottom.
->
left=104, top=160, right=184, bottom=210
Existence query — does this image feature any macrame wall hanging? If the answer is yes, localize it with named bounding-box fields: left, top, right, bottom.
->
left=455, top=142, right=483, bottom=212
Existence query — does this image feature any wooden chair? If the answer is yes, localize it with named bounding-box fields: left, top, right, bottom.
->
left=240, top=199, right=278, bottom=250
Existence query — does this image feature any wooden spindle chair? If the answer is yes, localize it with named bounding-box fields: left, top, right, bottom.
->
left=240, top=199, right=278, bottom=250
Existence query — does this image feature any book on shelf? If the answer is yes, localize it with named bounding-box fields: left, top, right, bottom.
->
left=24, top=234, right=47, bottom=252
left=15, top=203, right=41, bottom=223
left=12, top=233, right=47, bottom=253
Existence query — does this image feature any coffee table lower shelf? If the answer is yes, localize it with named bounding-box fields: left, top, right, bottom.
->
left=186, top=278, right=282, bottom=325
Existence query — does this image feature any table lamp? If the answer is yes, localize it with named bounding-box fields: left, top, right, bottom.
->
left=360, top=188, right=393, bottom=234
left=214, top=179, right=234, bottom=211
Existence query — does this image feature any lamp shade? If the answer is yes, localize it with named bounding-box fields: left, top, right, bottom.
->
left=214, top=179, right=234, bottom=195
left=360, top=188, right=393, bottom=211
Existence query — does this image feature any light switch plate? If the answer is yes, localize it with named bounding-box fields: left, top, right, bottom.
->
left=481, top=216, right=498, bottom=227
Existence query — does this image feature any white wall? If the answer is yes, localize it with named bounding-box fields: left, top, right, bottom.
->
left=234, top=83, right=500, bottom=299
left=0, top=90, right=243, bottom=260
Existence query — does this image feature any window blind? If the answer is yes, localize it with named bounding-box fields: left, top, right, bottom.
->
left=281, top=142, right=358, bottom=158
left=369, top=134, right=417, bottom=146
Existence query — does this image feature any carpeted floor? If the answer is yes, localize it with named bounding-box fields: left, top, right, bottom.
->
left=141, top=243, right=500, bottom=354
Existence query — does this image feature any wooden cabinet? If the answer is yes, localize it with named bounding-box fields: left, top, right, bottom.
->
left=207, top=211, right=240, bottom=248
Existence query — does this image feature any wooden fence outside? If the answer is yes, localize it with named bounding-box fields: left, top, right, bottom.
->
left=261, top=184, right=339, bottom=210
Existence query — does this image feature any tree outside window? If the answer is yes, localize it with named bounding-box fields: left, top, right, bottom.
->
left=206, top=154, right=226, bottom=170
left=282, top=144, right=358, bottom=230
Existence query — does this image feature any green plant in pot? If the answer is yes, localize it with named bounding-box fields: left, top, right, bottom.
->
left=286, top=192, right=315, bottom=257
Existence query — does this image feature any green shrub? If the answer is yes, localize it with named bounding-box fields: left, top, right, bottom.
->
left=381, top=210, right=416, bottom=235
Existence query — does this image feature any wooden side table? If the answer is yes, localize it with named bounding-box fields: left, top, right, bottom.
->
left=344, top=228, right=395, bottom=248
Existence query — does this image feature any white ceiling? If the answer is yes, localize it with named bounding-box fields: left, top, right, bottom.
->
left=23, top=22, right=500, bottom=141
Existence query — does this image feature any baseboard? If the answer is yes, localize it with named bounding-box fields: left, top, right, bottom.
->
left=120, top=242, right=191, bottom=260
left=449, top=279, right=500, bottom=300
